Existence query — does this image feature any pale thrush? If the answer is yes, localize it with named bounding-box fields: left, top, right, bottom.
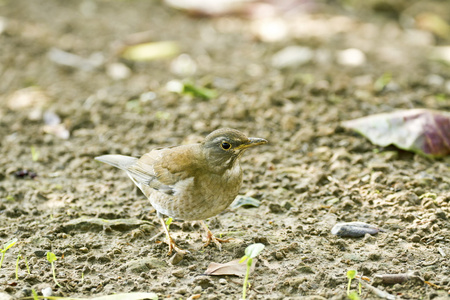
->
left=95, top=128, right=267, bottom=255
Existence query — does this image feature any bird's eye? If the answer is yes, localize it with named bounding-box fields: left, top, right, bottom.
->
left=220, top=141, right=232, bottom=150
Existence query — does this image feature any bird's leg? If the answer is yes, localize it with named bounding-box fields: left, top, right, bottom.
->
left=200, top=220, right=232, bottom=251
left=158, top=213, right=187, bottom=256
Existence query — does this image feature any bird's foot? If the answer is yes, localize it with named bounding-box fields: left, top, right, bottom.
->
left=166, top=235, right=188, bottom=256
left=203, top=232, right=232, bottom=250
left=159, top=215, right=188, bottom=256
left=200, top=220, right=232, bottom=251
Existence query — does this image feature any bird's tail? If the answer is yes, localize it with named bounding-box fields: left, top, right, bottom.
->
left=95, top=154, right=138, bottom=170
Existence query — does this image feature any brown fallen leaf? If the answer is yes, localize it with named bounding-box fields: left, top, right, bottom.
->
left=342, top=109, right=450, bottom=157
left=205, top=258, right=256, bottom=277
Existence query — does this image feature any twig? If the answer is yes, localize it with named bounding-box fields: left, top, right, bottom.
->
left=148, top=231, right=164, bottom=242
left=360, top=280, right=397, bottom=300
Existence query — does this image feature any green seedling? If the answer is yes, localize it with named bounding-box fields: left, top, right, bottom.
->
left=31, top=288, right=39, bottom=300
left=16, top=253, right=21, bottom=280
left=165, top=217, right=173, bottom=230
left=47, top=252, right=62, bottom=287
left=31, top=146, right=40, bottom=162
left=346, top=269, right=362, bottom=299
left=0, top=238, right=18, bottom=268
left=182, top=82, right=217, bottom=99
left=239, top=243, right=265, bottom=300
left=347, top=269, right=357, bottom=295
left=347, top=291, right=361, bottom=300
left=374, top=72, right=392, bottom=92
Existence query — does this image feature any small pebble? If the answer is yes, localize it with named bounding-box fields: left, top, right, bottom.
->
left=106, top=62, right=131, bottom=80
left=271, top=46, right=313, bottom=69
left=41, top=287, right=53, bottom=297
left=219, top=278, right=227, bottom=285
left=274, top=251, right=285, bottom=260
left=172, top=268, right=185, bottom=278
left=410, top=234, right=421, bottom=243
left=269, top=203, right=283, bottom=214
left=435, top=209, right=447, bottom=219
left=175, top=288, right=188, bottom=295
left=337, top=48, right=366, bottom=66
left=168, top=253, right=184, bottom=265
left=331, top=222, right=383, bottom=237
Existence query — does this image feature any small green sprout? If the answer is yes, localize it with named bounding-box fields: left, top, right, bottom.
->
left=419, top=192, right=437, bottom=200
left=46, top=252, right=62, bottom=287
left=0, top=238, right=18, bottom=268
left=374, top=72, right=392, bottom=92
left=31, top=146, right=40, bottom=162
left=16, top=253, right=21, bottom=280
left=347, top=269, right=357, bottom=295
left=31, top=289, right=39, bottom=300
left=348, top=291, right=361, bottom=300
left=239, top=243, right=265, bottom=300
left=165, top=217, right=173, bottom=230
left=25, top=255, right=31, bottom=274
left=182, top=82, right=217, bottom=100
left=346, top=269, right=362, bottom=299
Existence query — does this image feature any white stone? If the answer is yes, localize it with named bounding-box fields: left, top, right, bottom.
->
left=337, top=48, right=366, bottom=66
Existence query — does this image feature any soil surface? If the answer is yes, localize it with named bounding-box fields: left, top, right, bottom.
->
left=1, top=1, right=450, bottom=299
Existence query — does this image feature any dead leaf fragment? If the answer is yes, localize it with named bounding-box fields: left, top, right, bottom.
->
left=416, top=12, right=450, bottom=39
left=342, top=109, right=450, bottom=157
left=164, top=0, right=249, bottom=17
left=331, top=222, right=384, bottom=237
left=205, top=258, right=256, bottom=277
left=121, top=41, right=180, bottom=61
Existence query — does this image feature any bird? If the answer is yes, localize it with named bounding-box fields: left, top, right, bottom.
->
left=95, top=128, right=268, bottom=255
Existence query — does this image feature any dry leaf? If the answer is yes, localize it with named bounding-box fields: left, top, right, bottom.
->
left=121, top=41, right=180, bottom=61
left=205, top=258, right=256, bottom=277
left=342, top=109, right=450, bottom=157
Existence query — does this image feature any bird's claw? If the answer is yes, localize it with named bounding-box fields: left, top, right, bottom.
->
left=200, top=220, right=232, bottom=250
left=166, top=235, right=189, bottom=256
left=203, top=233, right=232, bottom=251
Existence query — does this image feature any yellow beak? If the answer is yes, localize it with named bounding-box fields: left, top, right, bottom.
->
left=236, top=137, right=268, bottom=150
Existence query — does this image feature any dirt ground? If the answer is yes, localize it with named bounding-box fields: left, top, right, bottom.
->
left=1, top=0, right=450, bottom=299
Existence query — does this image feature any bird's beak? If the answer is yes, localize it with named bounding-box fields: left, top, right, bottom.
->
left=236, top=137, right=268, bottom=150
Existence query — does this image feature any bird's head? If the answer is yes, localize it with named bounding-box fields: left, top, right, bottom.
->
left=201, top=128, right=267, bottom=173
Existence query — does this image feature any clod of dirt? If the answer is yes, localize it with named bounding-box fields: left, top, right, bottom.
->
left=125, top=257, right=167, bottom=273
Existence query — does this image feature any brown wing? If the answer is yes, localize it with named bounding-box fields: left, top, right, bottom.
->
left=125, top=144, right=200, bottom=195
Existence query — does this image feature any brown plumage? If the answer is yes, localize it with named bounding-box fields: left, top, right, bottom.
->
left=95, top=128, right=267, bottom=255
